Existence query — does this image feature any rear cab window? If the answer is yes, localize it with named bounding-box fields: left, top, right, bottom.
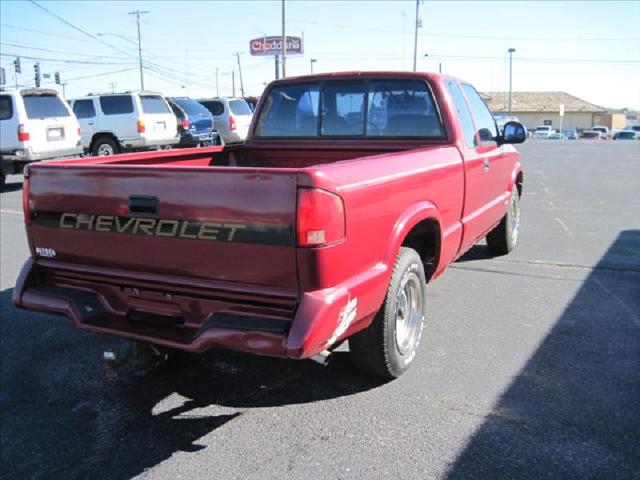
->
left=140, top=96, right=171, bottom=114
left=255, top=79, right=444, bottom=139
left=0, top=95, right=13, bottom=120
left=72, top=99, right=96, bottom=119
left=22, top=94, right=70, bottom=119
left=99, top=95, right=134, bottom=115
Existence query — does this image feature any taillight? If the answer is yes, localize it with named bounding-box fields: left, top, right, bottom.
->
left=23, top=165, right=31, bottom=225
left=181, top=118, right=189, bottom=129
left=18, top=124, right=29, bottom=142
left=77, top=127, right=82, bottom=136
left=229, top=115, right=236, bottom=132
left=136, top=119, right=145, bottom=133
left=297, top=188, right=345, bottom=247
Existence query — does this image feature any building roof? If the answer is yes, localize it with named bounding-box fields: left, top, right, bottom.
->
left=480, top=91, right=606, bottom=113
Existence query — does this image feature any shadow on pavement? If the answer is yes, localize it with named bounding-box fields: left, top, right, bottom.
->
left=0, top=181, right=23, bottom=194
left=0, top=288, right=384, bottom=479
left=445, top=230, right=640, bottom=479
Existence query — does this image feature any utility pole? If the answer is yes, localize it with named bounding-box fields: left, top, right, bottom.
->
left=215, top=67, right=220, bottom=97
left=402, top=10, right=407, bottom=70
left=310, top=59, right=317, bottom=74
left=413, top=0, right=421, bottom=71
left=508, top=48, right=515, bottom=116
left=439, top=62, right=442, bottom=74
left=62, top=82, right=67, bottom=99
left=281, top=0, right=286, bottom=78
left=236, top=52, right=245, bottom=97
left=275, top=55, right=280, bottom=80
left=128, top=9, right=149, bottom=90
left=232, top=71, right=236, bottom=97
left=108, top=82, right=117, bottom=93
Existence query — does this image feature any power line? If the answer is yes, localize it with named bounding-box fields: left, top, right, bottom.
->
left=0, top=42, right=125, bottom=59
left=289, top=17, right=640, bottom=42
left=0, top=52, right=136, bottom=66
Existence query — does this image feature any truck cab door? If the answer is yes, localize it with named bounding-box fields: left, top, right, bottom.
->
left=446, top=81, right=506, bottom=252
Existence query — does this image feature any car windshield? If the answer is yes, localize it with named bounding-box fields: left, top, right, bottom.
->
left=229, top=99, right=253, bottom=116
left=22, top=94, right=70, bottom=119
left=582, top=132, right=599, bottom=138
left=593, top=127, right=606, bottom=132
left=174, top=99, right=212, bottom=118
left=256, top=79, right=444, bottom=138
left=140, top=96, right=170, bottom=114
left=536, top=126, right=550, bottom=131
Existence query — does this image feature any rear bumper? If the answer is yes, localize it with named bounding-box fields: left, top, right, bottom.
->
left=13, top=259, right=387, bottom=359
left=1, top=145, right=83, bottom=161
left=178, top=130, right=218, bottom=147
left=121, top=136, right=179, bottom=149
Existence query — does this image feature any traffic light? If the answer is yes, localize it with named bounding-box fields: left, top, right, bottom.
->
left=34, top=63, right=41, bottom=87
left=55, top=72, right=60, bottom=85
left=14, top=57, right=21, bottom=74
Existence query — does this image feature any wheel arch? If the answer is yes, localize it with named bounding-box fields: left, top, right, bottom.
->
left=383, top=201, right=443, bottom=282
left=90, top=131, right=120, bottom=149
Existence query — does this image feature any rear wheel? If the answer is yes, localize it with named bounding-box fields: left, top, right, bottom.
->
left=91, top=136, right=120, bottom=156
left=486, top=185, right=520, bottom=256
left=349, top=247, right=426, bottom=379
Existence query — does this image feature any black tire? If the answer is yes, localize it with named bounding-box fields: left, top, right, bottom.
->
left=91, top=136, right=120, bottom=157
left=486, top=185, right=520, bottom=256
left=0, top=171, right=5, bottom=191
left=349, top=247, right=427, bottom=379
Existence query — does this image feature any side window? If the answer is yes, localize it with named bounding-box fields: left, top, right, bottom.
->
left=72, top=99, right=96, bottom=119
left=446, top=81, right=477, bottom=148
left=211, top=101, right=224, bottom=116
left=461, top=84, right=498, bottom=143
left=0, top=95, right=13, bottom=120
left=321, top=82, right=366, bottom=136
left=99, top=95, right=134, bottom=115
left=366, top=80, right=443, bottom=137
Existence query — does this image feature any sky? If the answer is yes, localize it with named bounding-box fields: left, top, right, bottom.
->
left=1, top=0, right=639, bottom=109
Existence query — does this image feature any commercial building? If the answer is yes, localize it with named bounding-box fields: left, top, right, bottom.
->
left=481, top=91, right=612, bottom=131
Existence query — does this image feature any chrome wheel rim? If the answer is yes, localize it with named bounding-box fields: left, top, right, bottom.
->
left=510, top=192, right=520, bottom=245
left=97, top=143, right=114, bottom=156
left=395, top=271, right=422, bottom=355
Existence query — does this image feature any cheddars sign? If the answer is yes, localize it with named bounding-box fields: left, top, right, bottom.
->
left=249, top=36, right=304, bottom=56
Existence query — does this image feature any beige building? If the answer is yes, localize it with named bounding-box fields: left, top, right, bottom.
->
left=481, top=91, right=606, bottom=131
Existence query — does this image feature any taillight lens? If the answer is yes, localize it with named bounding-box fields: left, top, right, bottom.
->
left=23, top=165, right=31, bottom=225
left=297, top=188, right=345, bottom=247
left=77, top=127, right=82, bottom=136
left=136, top=119, right=145, bottom=133
left=18, top=124, right=30, bottom=142
left=229, top=115, right=236, bottom=132
left=181, top=118, right=189, bottom=129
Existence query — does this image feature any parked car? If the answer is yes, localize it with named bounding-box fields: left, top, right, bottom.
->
left=15, top=72, right=526, bottom=379
left=548, top=132, right=565, bottom=140
left=533, top=125, right=556, bottom=139
left=197, top=97, right=253, bottom=144
left=1, top=88, right=82, bottom=188
left=591, top=125, right=610, bottom=140
left=563, top=128, right=578, bottom=140
left=167, top=97, right=222, bottom=147
left=624, top=125, right=640, bottom=134
left=580, top=130, right=601, bottom=140
left=69, top=91, right=178, bottom=156
left=613, top=130, right=638, bottom=140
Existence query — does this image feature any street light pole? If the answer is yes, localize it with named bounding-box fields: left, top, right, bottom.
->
left=281, top=0, right=287, bottom=78
left=128, top=10, right=149, bottom=90
left=236, top=52, right=245, bottom=97
left=310, top=59, right=316, bottom=74
left=413, top=0, right=421, bottom=71
left=508, top=48, right=515, bottom=116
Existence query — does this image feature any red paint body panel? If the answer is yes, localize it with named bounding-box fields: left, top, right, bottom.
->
left=14, top=72, right=523, bottom=359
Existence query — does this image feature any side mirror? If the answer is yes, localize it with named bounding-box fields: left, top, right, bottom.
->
left=500, top=121, right=527, bottom=144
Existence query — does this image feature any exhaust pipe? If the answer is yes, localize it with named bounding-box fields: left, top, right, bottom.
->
left=310, top=350, right=332, bottom=366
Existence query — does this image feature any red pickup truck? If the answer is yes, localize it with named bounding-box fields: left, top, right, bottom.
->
left=14, top=72, right=525, bottom=378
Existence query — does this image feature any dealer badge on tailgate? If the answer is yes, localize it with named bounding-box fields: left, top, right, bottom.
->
left=35, top=247, right=56, bottom=258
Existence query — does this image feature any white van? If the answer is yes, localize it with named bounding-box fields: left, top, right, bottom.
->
left=1, top=88, right=82, bottom=187
left=69, top=91, right=178, bottom=156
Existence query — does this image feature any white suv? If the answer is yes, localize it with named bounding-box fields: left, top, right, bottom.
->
left=198, top=97, right=253, bottom=144
left=1, top=89, right=82, bottom=187
left=69, top=91, right=178, bottom=156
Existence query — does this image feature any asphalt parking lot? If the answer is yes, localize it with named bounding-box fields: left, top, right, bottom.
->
left=1, top=141, right=639, bottom=480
